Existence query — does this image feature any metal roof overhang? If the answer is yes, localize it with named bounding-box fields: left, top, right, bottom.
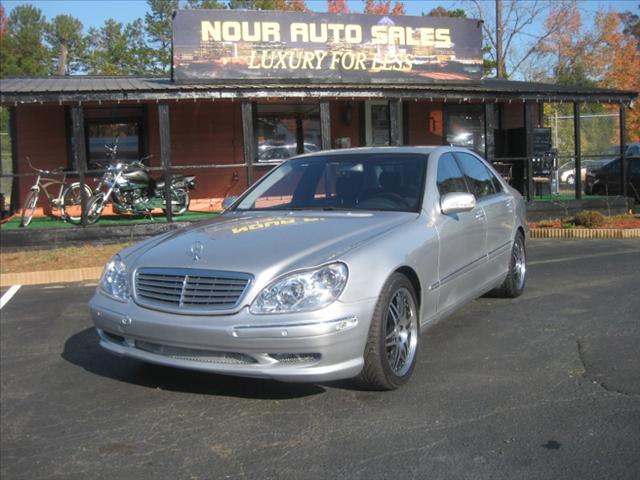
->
left=0, top=77, right=636, bottom=105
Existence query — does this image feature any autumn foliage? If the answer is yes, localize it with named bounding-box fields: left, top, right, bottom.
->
left=275, top=0, right=308, bottom=12
left=327, top=0, right=349, bottom=14
left=540, top=4, right=640, bottom=142
left=363, top=0, right=405, bottom=16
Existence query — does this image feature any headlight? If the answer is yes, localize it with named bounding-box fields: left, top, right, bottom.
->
left=99, top=254, right=130, bottom=302
left=250, top=263, right=348, bottom=314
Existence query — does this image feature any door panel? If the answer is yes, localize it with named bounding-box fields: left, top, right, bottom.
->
left=434, top=152, right=488, bottom=313
left=454, top=152, right=513, bottom=281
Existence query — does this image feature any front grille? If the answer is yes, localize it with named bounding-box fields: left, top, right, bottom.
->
left=135, top=340, right=257, bottom=365
left=134, top=267, right=251, bottom=312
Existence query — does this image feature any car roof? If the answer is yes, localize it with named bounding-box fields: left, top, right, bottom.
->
left=292, top=145, right=466, bottom=160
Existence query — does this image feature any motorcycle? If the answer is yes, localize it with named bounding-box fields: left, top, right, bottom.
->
left=85, top=158, right=195, bottom=224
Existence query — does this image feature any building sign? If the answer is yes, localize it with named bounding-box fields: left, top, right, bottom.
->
left=172, top=10, right=483, bottom=83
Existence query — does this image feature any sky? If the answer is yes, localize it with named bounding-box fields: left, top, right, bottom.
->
left=3, top=0, right=638, bottom=30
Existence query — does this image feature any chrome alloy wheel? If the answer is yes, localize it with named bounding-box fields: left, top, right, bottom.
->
left=513, top=236, right=527, bottom=291
left=385, top=287, right=418, bottom=377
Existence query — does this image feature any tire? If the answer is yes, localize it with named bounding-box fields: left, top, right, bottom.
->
left=354, top=273, right=420, bottom=390
left=20, top=189, right=39, bottom=227
left=592, top=184, right=606, bottom=196
left=162, top=188, right=190, bottom=216
left=60, top=182, right=92, bottom=224
left=566, top=174, right=575, bottom=186
left=490, top=232, right=527, bottom=298
left=85, top=193, right=106, bottom=225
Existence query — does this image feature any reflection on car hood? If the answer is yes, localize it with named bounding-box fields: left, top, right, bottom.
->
left=130, top=210, right=416, bottom=277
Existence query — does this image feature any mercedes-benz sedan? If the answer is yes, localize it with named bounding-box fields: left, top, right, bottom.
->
left=90, top=146, right=527, bottom=390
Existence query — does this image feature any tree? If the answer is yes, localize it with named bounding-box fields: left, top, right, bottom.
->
left=425, top=7, right=466, bottom=18
left=184, top=0, right=226, bottom=7
left=1, top=4, right=49, bottom=77
left=466, top=0, right=570, bottom=79
left=0, top=4, right=7, bottom=38
left=364, top=0, right=405, bottom=16
left=228, top=0, right=276, bottom=9
left=589, top=10, right=640, bottom=141
left=275, top=0, right=307, bottom=11
left=327, top=0, right=349, bottom=14
left=620, top=7, right=639, bottom=48
left=45, top=15, right=85, bottom=75
left=84, top=19, right=152, bottom=75
left=145, top=0, right=178, bottom=74
left=228, top=0, right=307, bottom=10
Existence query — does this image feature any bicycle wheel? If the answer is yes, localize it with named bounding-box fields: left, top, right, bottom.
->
left=20, top=189, right=39, bottom=227
left=60, top=182, right=93, bottom=224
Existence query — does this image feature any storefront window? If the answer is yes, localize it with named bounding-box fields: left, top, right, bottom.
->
left=256, top=103, right=321, bottom=163
left=81, top=106, right=146, bottom=169
left=445, top=104, right=485, bottom=155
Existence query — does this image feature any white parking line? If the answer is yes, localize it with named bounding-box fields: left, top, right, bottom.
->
left=0, top=285, right=21, bottom=310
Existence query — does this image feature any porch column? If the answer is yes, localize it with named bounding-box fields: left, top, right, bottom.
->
left=9, top=107, right=19, bottom=214
left=620, top=104, right=628, bottom=200
left=70, top=105, right=88, bottom=227
left=241, top=101, right=256, bottom=186
left=158, top=103, right=173, bottom=223
left=573, top=102, right=582, bottom=200
left=320, top=99, right=332, bottom=150
left=484, top=103, right=496, bottom=162
left=389, top=99, right=401, bottom=146
left=524, top=101, right=535, bottom=202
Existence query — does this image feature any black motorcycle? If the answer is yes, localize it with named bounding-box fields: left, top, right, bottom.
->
left=85, top=159, right=195, bottom=224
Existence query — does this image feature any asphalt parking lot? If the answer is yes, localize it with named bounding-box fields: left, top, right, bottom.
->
left=1, top=239, right=639, bottom=480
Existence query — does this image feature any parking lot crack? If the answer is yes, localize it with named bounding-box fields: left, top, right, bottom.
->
left=576, top=340, right=637, bottom=397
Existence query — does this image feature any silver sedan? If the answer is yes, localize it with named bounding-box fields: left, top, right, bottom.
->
left=90, top=146, right=527, bottom=390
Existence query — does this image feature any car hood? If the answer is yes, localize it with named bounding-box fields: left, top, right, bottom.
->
left=128, top=210, right=416, bottom=281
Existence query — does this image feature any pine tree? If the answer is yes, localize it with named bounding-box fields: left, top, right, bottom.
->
left=2, top=4, right=49, bottom=77
left=145, top=0, right=178, bottom=74
left=45, top=15, right=85, bottom=75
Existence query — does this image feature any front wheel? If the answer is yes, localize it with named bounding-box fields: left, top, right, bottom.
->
left=490, top=231, right=527, bottom=298
left=565, top=174, right=575, bottom=186
left=85, top=193, right=106, bottom=225
left=60, top=182, right=92, bottom=224
left=162, top=188, right=190, bottom=216
left=355, top=273, right=420, bottom=390
left=20, top=189, right=39, bottom=227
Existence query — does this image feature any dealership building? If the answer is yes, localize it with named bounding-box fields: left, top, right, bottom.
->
left=0, top=9, right=637, bottom=220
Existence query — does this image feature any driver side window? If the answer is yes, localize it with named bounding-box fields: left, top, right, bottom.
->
left=437, top=153, right=468, bottom=196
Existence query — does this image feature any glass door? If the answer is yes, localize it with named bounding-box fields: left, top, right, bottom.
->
left=365, top=100, right=403, bottom=146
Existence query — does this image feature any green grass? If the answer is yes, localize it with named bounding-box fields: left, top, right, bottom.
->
left=1, top=211, right=219, bottom=230
left=531, top=194, right=603, bottom=202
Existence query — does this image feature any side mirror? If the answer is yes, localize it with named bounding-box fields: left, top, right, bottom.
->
left=440, top=192, right=476, bottom=215
left=222, top=196, right=239, bottom=210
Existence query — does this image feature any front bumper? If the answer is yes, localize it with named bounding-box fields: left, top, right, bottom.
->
left=89, top=293, right=376, bottom=382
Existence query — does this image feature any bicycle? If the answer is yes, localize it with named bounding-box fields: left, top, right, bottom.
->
left=20, top=157, right=93, bottom=227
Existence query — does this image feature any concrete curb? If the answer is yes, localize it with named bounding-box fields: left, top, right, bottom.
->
left=1, top=267, right=103, bottom=287
left=529, top=228, right=640, bottom=239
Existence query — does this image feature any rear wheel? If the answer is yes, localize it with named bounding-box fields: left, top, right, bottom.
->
left=162, top=188, right=190, bottom=216
left=566, top=174, right=575, bottom=185
left=20, top=189, right=39, bottom=227
left=60, top=182, right=92, bottom=224
left=355, top=273, right=419, bottom=390
left=490, top=231, right=527, bottom=298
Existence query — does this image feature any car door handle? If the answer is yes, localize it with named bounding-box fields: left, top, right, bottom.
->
left=474, top=211, right=486, bottom=220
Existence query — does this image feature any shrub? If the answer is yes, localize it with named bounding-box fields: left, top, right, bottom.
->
left=573, top=210, right=606, bottom=228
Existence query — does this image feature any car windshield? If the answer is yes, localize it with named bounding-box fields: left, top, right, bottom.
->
left=234, top=153, right=428, bottom=212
